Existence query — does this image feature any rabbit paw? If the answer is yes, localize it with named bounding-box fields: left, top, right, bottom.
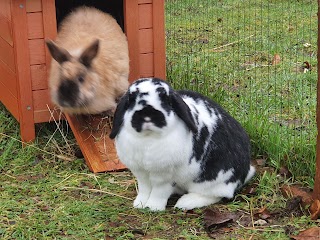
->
left=144, top=199, right=167, bottom=211
left=174, top=193, right=221, bottom=210
left=133, top=194, right=149, bottom=209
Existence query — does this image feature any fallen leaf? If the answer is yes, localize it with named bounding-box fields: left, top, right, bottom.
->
left=291, top=227, right=320, bottom=240
left=203, top=208, right=238, bottom=232
left=254, top=207, right=272, bottom=220
left=80, top=181, right=95, bottom=189
left=242, top=184, right=258, bottom=195
left=310, top=199, right=320, bottom=220
left=280, top=184, right=313, bottom=207
left=252, top=158, right=267, bottom=168
left=272, top=54, right=281, bottom=65
left=279, top=166, right=292, bottom=178
left=285, top=197, right=305, bottom=217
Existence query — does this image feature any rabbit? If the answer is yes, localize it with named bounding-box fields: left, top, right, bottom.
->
left=109, top=78, right=255, bottom=211
left=45, top=6, right=129, bottom=115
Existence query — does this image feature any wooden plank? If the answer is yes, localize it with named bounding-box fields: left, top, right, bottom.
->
left=28, top=39, right=46, bottom=65
left=66, top=114, right=126, bottom=173
left=124, top=0, right=140, bottom=82
left=152, top=0, right=166, bottom=79
left=139, top=28, right=153, bottom=54
left=32, top=89, right=59, bottom=123
left=34, top=109, right=62, bottom=123
left=11, top=0, right=35, bottom=142
left=31, top=64, right=47, bottom=90
left=138, top=0, right=153, bottom=4
left=0, top=0, right=11, bottom=20
left=0, top=80, right=19, bottom=121
left=27, top=12, right=44, bottom=39
left=32, top=89, right=53, bottom=111
left=26, top=0, right=42, bottom=13
left=0, top=13, right=13, bottom=46
left=139, top=4, right=153, bottom=29
left=0, top=60, right=17, bottom=98
left=0, top=36, right=15, bottom=72
left=140, top=53, right=154, bottom=77
left=42, top=0, right=57, bottom=81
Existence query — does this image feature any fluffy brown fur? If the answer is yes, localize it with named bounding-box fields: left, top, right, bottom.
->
left=46, top=6, right=129, bottom=114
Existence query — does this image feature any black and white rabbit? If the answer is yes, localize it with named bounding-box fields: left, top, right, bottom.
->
left=110, top=78, right=255, bottom=211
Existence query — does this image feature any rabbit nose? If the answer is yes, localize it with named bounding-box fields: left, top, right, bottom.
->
left=58, top=81, right=79, bottom=107
left=144, top=117, right=151, bottom=122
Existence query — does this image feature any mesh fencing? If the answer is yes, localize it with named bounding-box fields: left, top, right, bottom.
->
left=165, top=0, right=317, bottom=184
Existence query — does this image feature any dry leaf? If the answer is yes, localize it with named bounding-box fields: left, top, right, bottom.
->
left=254, top=207, right=272, bottom=220
left=203, top=208, right=238, bottom=231
left=253, top=158, right=267, bottom=167
left=272, top=54, right=281, bottom=65
left=242, top=183, right=258, bottom=195
left=291, top=227, right=320, bottom=240
left=280, top=184, right=313, bottom=207
left=310, top=199, right=320, bottom=220
left=279, top=166, right=292, bottom=178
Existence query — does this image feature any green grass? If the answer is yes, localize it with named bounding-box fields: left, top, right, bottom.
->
left=166, top=0, right=317, bottom=186
left=1, top=0, right=319, bottom=239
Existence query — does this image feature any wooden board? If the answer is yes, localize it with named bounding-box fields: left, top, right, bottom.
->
left=11, top=0, right=35, bottom=142
left=65, top=114, right=126, bottom=173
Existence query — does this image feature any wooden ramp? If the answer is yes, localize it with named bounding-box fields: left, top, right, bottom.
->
left=65, top=114, right=126, bottom=173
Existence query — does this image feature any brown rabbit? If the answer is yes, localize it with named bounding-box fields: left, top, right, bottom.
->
left=46, top=6, right=129, bottom=114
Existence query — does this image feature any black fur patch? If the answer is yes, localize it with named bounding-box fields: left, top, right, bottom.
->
left=156, top=87, right=171, bottom=114
left=138, top=100, right=147, bottom=106
left=178, top=90, right=251, bottom=186
left=134, top=78, right=149, bottom=86
left=58, top=80, right=79, bottom=107
left=131, top=105, right=167, bottom=132
left=191, top=125, right=209, bottom=163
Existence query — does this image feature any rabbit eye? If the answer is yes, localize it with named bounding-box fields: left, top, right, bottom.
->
left=78, top=76, right=84, bottom=83
left=129, top=91, right=138, bottom=102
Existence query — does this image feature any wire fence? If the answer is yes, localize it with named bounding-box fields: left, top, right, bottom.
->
left=165, top=0, right=317, bottom=184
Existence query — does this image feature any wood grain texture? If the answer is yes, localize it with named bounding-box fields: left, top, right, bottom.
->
left=42, top=0, right=57, bottom=82
left=33, top=109, right=62, bottom=123
left=0, top=0, right=11, bottom=20
left=139, top=28, right=153, bottom=54
left=0, top=80, right=19, bottom=121
left=124, top=0, right=140, bottom=82
left=11, top=0, right=35, bottom=142
left=26, top=0, right=42, bottom=13
left=28, top=38, right=46, bottom=65
left=0, top=60, right=17, bottom=98
left=138, top=0, right=153, bottom=3
left=139, top=53, right=154, bottom=77
left=32, top=89, right=53, bottom=111
left=0, top=13, right=13, bottom=46
left=31, top=64, right=47, bottom=90
left=139, top=4, right=153, bottom=29
left=66, top=114, right=126, bottom=173
left=27, top=12, right=44, bottom=39
left=0, top=36, right=15, bottom=72
left=152, top=0, right=166, bottom=79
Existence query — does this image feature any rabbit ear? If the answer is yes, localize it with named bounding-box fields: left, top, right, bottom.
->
left=80, top=39, right=99, bottom=67
left=109, top=92, right=129, bottom=139
left=45, top=39, right=71, bottom=64
left=171, top=92, right=197, bottom=133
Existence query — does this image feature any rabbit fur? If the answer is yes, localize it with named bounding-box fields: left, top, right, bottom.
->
left=110, top=78, right=255, bottom=211
left=46, top=6, right=129, bottom=114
